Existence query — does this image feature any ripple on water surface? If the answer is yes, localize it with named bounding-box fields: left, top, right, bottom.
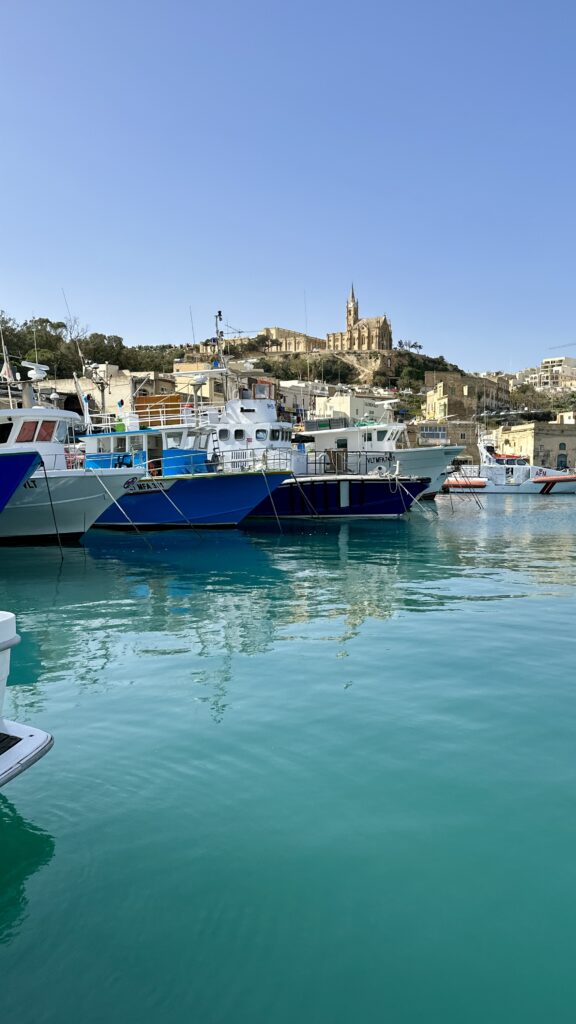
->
left=1, top=498, right=576, bottom=1024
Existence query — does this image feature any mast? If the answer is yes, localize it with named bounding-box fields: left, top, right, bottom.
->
left=0, top=322, right=14, bottom=409
left=213, top=310, right=228, bottom=401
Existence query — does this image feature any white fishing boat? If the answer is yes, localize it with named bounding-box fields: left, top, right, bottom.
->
left=189, top=395, right=460, bottom=495
left=442, top=438, right=576, bottom=494
left=0, top=611, right=53, bottom=787
left=288, top=421, right=463, bottom=497
left=0, top=407, right=144, bottom=541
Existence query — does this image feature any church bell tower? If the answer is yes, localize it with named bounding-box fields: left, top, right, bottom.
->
left=346, top=284, right=359, bottom=331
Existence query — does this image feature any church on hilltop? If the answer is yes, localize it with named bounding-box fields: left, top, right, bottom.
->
left=326, top=286, right=393, bottom=353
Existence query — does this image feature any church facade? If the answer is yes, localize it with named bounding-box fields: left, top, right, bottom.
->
left=326, top=286, right=393, bottom=353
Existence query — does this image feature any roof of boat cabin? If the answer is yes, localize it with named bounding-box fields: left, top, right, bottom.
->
left=0, top=407, right=81, bottom=422
left=294, top=424, right=399, bottom=439
left=79, top=425, right=202, bottom=439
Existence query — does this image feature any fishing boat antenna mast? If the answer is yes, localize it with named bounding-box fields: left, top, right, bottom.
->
left=213, top=310, right=229, bottom=401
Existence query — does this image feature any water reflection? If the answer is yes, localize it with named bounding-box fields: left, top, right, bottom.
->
left=0, top=797, right=55, bottom=944
left=0, top=499, right=574, bottom=721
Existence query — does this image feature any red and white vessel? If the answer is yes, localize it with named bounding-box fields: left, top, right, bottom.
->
left=443, top=438, right=576, bottom=494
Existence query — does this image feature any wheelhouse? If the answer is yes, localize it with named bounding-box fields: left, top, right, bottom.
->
left=82, top=425, right=210, bottom=476
left=0, top=408, right=82, bottom=470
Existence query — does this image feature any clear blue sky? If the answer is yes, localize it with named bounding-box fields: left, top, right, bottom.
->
left=1, top=0, right=575, bottom=371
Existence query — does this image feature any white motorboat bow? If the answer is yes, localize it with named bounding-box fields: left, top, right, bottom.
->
left=0, top=611, right=53, bottom=787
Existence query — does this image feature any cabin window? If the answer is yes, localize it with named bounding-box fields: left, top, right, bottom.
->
left=282, top=430, right=291, bottom=441
left=255, top=429, right=267, bottom=441
left=165, top=431, right=183, bottom=448
left=219, top=429, right=230, bottom=441
left=377, top=431, right=387, bottom=442
left=37, top=421, right=56, bottom=442
left=16, top=421, right=37, bottom=443
left=270, top=429, right=280, bottom=441
left=336, top=439, right=348, bottom=450
left=55, top=421, right=69, bottom=442
left=97, top=437, right=112, bottom=453
left=113, top=436, right=127, bottom=452
left=234, top=429, right=245, bottom=441
left=363, top=432, right=372, bottom=442
left=0, top=423, right=12, bottom=444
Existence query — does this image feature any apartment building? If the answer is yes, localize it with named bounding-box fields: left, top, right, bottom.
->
left=511, top=356, right=576, bottom=392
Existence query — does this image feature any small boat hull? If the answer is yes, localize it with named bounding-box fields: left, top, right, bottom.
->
left=0, top=610, right=53, bottom=788
left=0, top=719, right=54, bottom=788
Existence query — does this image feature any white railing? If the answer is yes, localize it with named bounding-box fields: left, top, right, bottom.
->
left=65, top=444, right=415, bottom=479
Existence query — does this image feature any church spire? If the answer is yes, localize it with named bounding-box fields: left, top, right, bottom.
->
left=346, top=284, right=359, bottom=331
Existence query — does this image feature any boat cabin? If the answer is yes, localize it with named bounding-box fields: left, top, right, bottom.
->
left=82, top=424, right=211, bottom=476
left=294, top=424, right=409, bottom=453
left=0, top=408, right=82, bottom=471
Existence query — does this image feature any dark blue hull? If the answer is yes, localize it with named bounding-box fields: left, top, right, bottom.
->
left=0, top=452, right=41, bottom=512
left=246, top=475, right=430, bottom=519
left=93, top=471, right=289, bottom=528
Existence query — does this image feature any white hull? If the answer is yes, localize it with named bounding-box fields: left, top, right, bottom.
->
left=0, top=467, right=140, bottom=539
left=390, top=446, right=462, bottom=496
left=0, top=718, right=54, bottom=787
left=347, top=445, right=462, bottom=496
left=445, top=480, right=576, bottom=494
left=0, top=611, right=53, bottom=786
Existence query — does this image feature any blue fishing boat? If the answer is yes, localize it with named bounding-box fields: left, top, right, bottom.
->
left=82, top=423, right=291, bottom=528
left=245, top=473, right=431, bottom=520
left=0, top=451, right=41, bottom=513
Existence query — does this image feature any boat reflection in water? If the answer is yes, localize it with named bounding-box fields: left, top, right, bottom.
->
left=0, top=796, right=55, bottom=944
left=2, top=497, right=574, bottom=726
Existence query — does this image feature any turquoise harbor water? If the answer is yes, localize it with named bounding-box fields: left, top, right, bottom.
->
left=1, top=496, right=576, bottom=1023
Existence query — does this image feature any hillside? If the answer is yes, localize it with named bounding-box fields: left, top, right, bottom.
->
left=0, top=313, right=463, bottom=394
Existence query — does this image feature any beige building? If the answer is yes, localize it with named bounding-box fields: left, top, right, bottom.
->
left=532, top=356, right=576, bottom=391
left=259, top=327, right=326, bottom=354
left=314, top=391, right=393, bottom=424
left=53, top=365, right=176, bottom=417
left=192, top=327, right=325, bottom=357
left=511, top=356, right=576, bottom=393
left=326, top=286, right=393, bottom=353
left=409, top=419, right=479, bottom=462
left=424, top=371, right=510, bottom=420
left=494, top=417, right=576, bottom=470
